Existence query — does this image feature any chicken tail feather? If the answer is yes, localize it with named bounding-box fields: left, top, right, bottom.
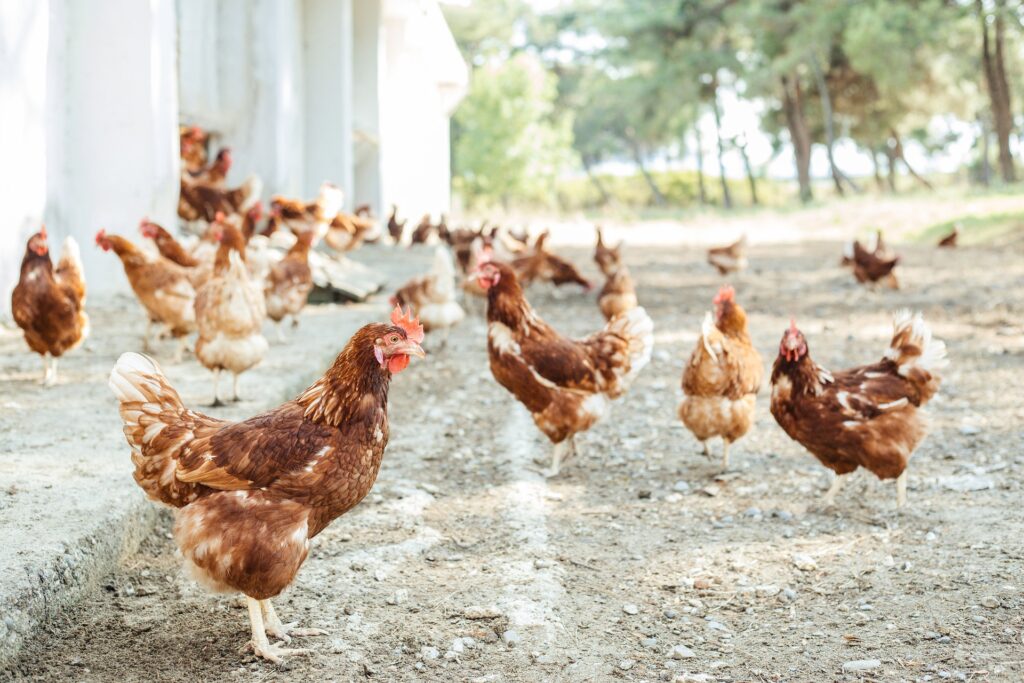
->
left=885, top=310, right=947, bottom=402
left=606, top=306, right=654, bottom=386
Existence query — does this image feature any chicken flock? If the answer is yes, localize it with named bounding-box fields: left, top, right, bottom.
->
left=9, top=124, right=956, bottom=663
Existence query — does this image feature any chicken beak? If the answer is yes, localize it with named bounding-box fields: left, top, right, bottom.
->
left=395, top=340, right=426, bottom=359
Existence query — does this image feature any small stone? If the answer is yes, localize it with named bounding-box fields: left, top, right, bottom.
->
left=756, top=585, right=780, bottom=598
left=619, top=659, right=635, bottom=671
left=623, top=603, right=640, bottom=615
left=665, top=493, right=683, bottom=503
left=450, top=638, right=465, bottom=654
left=641, top=637, right=658, bottom=648
left=792, top=553, right=817, bottom=571
left=673, top=481, right=690, bottom=492
left=744, top=507, right=762, bottom=518
left=464, top=605, right=503, bottom=619
left=699, top=485, right=719, bottom=497
left=706, top=620, right=727, bottom=632
left=638, top=490, right=653, bottom=500
left=461, top=637, right=477, bottom=649
left=959, top=425, right=980, bottom=435
left=534, top=559, right=555, bottom=569
left=502, top=630, right=521, bottom=647
left=420, top=646, right=439, bottom=660
left=671, top=644, right=695, bottom=659
left=981, top=596, right=1000, bottom=608
left=926, top=532, right=937, bottom=542
left=774, top=509, right=794, bottom=521
left=664, top=609, right=678, bottom=620
left=843, top=659, right=881, bottom=672
left=387, top=589, right=409, bottom=606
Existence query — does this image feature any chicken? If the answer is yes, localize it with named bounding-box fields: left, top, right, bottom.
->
left=872, top=229, right=894, bottom=260
left=270, top=182, right=345, bottom=244
left=677, top=286, right=763, bottom=470
left=264, top=231, right=315, bottom=340
left=95, top=229, right=196, bottom=356
left=193, top=223, right=268, bottom=406
left=179, top=174, right=263, bottom=223
left=107, top=307, right=425, bottom=662
left=140, top=220, right=200, bottom=268
left=938, top=227, right=958, bottom=248
left=593, top=228, right=637, bottom=321
left=512, top=232, right=592, bottom=290
left=391, top=246, right=465, bottom=346
left=851, top=240, right=900, bottom=289
left=11, top=226, right=89, bottom=385
left=410, top=214, right=435, bottom=245
left=180, top=125, right=208, bottom=175
left=387, top=205, right=406, bottom=244
left=474, top=261, right=653, bottom=476
left=324, top=210, right=374, bottom=253
left=460, top=236, right=493, bottom=315
left=189, top=147, right=232, bottom=188
left=770, top=312, right=947, bottom=507
left=707, top=235, right=748, bottom=275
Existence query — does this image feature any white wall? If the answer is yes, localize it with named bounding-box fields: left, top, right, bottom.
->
left=0, top=1, right=49, bottom=314
left=352, top=0, right=383, bottom=212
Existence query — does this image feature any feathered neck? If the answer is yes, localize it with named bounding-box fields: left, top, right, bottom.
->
left=296, top=325, right=392, bottom=428
left=486, top=273, right=533, bottom=328
left=772, top=353, right=825, bottom=396
left=717, top=301, right=750, bottom=339
left=20, top=249, right=53, bottom=277
left=106, top=235, right=148, bottom=267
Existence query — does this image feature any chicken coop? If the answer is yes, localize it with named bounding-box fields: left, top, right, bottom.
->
left=0, top=0, right=467, bottom=308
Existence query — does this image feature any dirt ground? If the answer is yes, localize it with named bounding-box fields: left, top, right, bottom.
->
left=6, top=239, right=1024, bottom=683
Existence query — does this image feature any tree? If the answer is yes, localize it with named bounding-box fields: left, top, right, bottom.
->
left=977, top=0, right=1017, bottom=182
left=452, top=54, right=576, bottom=208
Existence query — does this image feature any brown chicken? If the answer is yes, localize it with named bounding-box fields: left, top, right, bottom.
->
left=324, top=211, right=374, bottom=253
left=11, top=226, right=89, bottom=385
left=190, top=147, right=232, bottom=188
left=107, top=307, right=425, bottom=662
left=851, top=240, right=900, bottom=289
left=594, top=227, right=622, bottom=277
left=938, top=227, right=958, bottom=248
left=770, top=311, right=947, bottom=507
left=140, top=220, right=200, bottom=268
left=387, top=205, right=406, bottom=243
left=707, top=235, right=748, bottom=275
left=391, top=246, right=465, bottom=345
left=512, top=232, right=592, bottom=290
left=193, top=224, right=268, bottom=406
left=179, top=174, right=262, bottom=223
left=270, top=183, right=345, bottom=242
left=593, top=229, right=637, bottom=320
left=677, top=286, right=763, bottom=470
left=410, top=214, right=435, bottom=245
left=474, top=261, right=653, bottom=476
left=180, top=125, right=208, bottom=175
left=264, top=231, right=315, bottom=340
left=95, top=229, right=196, bottom=356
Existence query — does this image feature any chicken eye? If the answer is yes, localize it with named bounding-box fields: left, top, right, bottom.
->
left=389, top=334, right=400, bottom=343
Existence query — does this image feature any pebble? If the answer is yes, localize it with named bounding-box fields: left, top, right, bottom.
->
left=502, top=630, right=521, bottom=647
left=842, top=659, right=881, bottom=672
left=782, top=587, right=797, bottom=601
left=673, top=481, right=690, bottom=492
left=744, top=507, right=762, bottom=518
left=623, top=603, right=640, bottom=615
left=638, top=490, right=653, bottom=500
left=981, top=596, right=1000, bottom=608
left=420, top=646, right=439, bottom=660
left=450, top=638, right=465, bottom=654
left=464, top=605, right=503, bottom=619
left=792, top=553, right=818, bottom=571
left=534, top=559, right=555, bottom=569
left=774, top=509, right=794, bottom=521
left=664, top=609, right=678, bottom=619
left=670, top=644, right=696, bottom=659
left=619, top=659, right=635, bottom=671
left=641, top=637, right=658, bottom=648
left=387, top=589, right=408, bottom=606
left=665, top=493, right=684, bottom=503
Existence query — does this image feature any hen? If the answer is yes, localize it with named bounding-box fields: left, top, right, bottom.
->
left=264, top=231, right=315, bottom=340
left=475, top=261, right=653, bottom=476
left=140, top=220, right=200, bottom=268
left=193, top=223, right=268, bottom=406
left=391, top=246, right=465, bottom=346
left=387, top=204, right=407, bottom=244
left=593, top=229, right=637, bottom=321
left=770, top=312, right=947, bottom=507
left=96, top=230, right=196, bottom=357
left=11, top=226, right=89, bottom=385
left=677, top=286, right=763, bottom=470
left=512, top=232, right=592, bottom=290
left=107, top=307, right=425, bottom=662
left=707, top=235, right=748, bottom=275
left=189, top=147, right=232, bottom=188
left=938, top=227, right=958, bottom=248
left=851, top=240, right=900, bottom=289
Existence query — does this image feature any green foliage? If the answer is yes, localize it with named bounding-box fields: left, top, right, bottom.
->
left=452, top=54, right=577, bottom=209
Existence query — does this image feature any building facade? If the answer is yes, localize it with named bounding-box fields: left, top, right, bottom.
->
left=0, top=0, right=466, bottom=307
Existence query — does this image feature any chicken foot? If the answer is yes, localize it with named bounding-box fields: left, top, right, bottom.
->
left=260, top=600, right=328, bottom=643
left=896, top=471, right=907, bottom=509
left=544, top=437, right=578, bottom=478
left=232, top=373, right=241, bottom=402
left=823, top=472, right=846, bottom=507
left=209, top=368, right=225, bottom=407
left=40, top=355, right=58, bottom=386
left=720, top=439, right=731, bottom=472
left=243, top=597, right=312, bottom=664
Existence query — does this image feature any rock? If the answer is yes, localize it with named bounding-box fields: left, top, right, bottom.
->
left=464, top=605, right=503, bottom=619
left=744, top=507, right=762, bottom=518
left=462, top=637, right=477, bottom=649
left=665, top=493, right=684, bottom=503
left=959, top=425, right=981, bottom=435
left=792, top=553, right=817, bottom=571
left=774, top=509, right=794, bottom=521
left=534, top=558, right=555, bottom=569
left=638, top=490, right=653, bottom=500
left=671, top=644, right=696, bottom=659
left=387, top=589, right=409, bottom=606
left=623, top=603, right=640, bottom=615
left=673, top=481, right=691, bottom=492
left=450, top=638, right=465, bottom=654
left=699, top=485, right=720, bottom=497
left=756, top=585, right=780, bottom=598
left=842, top=659, right=881, bottom=672
left=641, top=637, right=658, bottom=648
left=706, top=620, right=728, bottom=632
left=502, top=630, right=521, bottom=647
left=941, top=475, right=994, bottom=492
left=664, top=609, right=678, bottom=620
left=981, top=596, right=1000, bottom=608
left=619, top=659, right=635, bottom=671
left=420, top=646, right=439, bottom=660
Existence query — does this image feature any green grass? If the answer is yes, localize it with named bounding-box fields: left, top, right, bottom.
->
left=914, top=211, right=1024, bottom=246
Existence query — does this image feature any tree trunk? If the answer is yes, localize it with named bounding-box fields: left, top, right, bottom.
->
left=808, top=56, right=862, bottom=196
left=781, top=74, right=813, bottom=203
left=694, top=127, right=708, bottom=204
left=871, top=147, right=885, bottom=191
left=582, top=156, right=612, bottom=206
left=890, top=130, right=934, bottom=190
left=710, top=82, right=733, bottom=209
left=735, top=137, right=759, bottom=205
left=884, top=146, right=898, bottom=193
left=628, top=137, right=667, bottom=206
left=979, top=0, right=1016, bottom=182
left=978, top=115, right=992, bottom=186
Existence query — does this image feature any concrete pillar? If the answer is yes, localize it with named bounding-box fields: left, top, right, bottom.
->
left=353, top=0, right=382, bottom=213
left=0, top=1, right=49, bottom=314
left=45, top=0, right=179, bottom=293
left=303, top=0, right=354, bottom=201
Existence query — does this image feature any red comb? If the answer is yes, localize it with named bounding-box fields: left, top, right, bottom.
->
left=214, top=211, right=226, bottom=223
left=94, top=229, right=106, bottom=245
left=39, top=224, right=47, bottom=240
left=713, top=285, right=735, bottom=305
left=788, top=318, right=799, bottom=334
left=391, top=305, right=425, bottom=344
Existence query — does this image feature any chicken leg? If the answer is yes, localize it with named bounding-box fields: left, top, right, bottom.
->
left=895, top=471, right=908, bottom=508
left=823, top=472, right=846, bottom=506
left=260, top=600, right=327, bottom=643
left=232, top=373, right=241, bottom=402
left=720, top=439, right=731, bottom=472
left=210, top=368, right=224, bottom=407
left=544, top=436, right=578, bottom=478
left=244, top=597, right=312, bottom=664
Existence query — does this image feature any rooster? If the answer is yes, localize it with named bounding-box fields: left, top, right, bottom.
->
left=707, top=235, right=748, bottom=275
left=107, top=307, right=425, bottom=662
left=193, top=224, right=268, bottom=406
left=770, top=312, right=947, bottom=507
left=11, top=226, right=89, bottom=385
left=678, top=286, right=763, bottom=470
left=391, top=246, right=465, bottom=347
left=95, top=229, right=196, bottom=357
left=264, top=231, right=315, bottom=340
left=474, top=261, right=653, bottom=476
